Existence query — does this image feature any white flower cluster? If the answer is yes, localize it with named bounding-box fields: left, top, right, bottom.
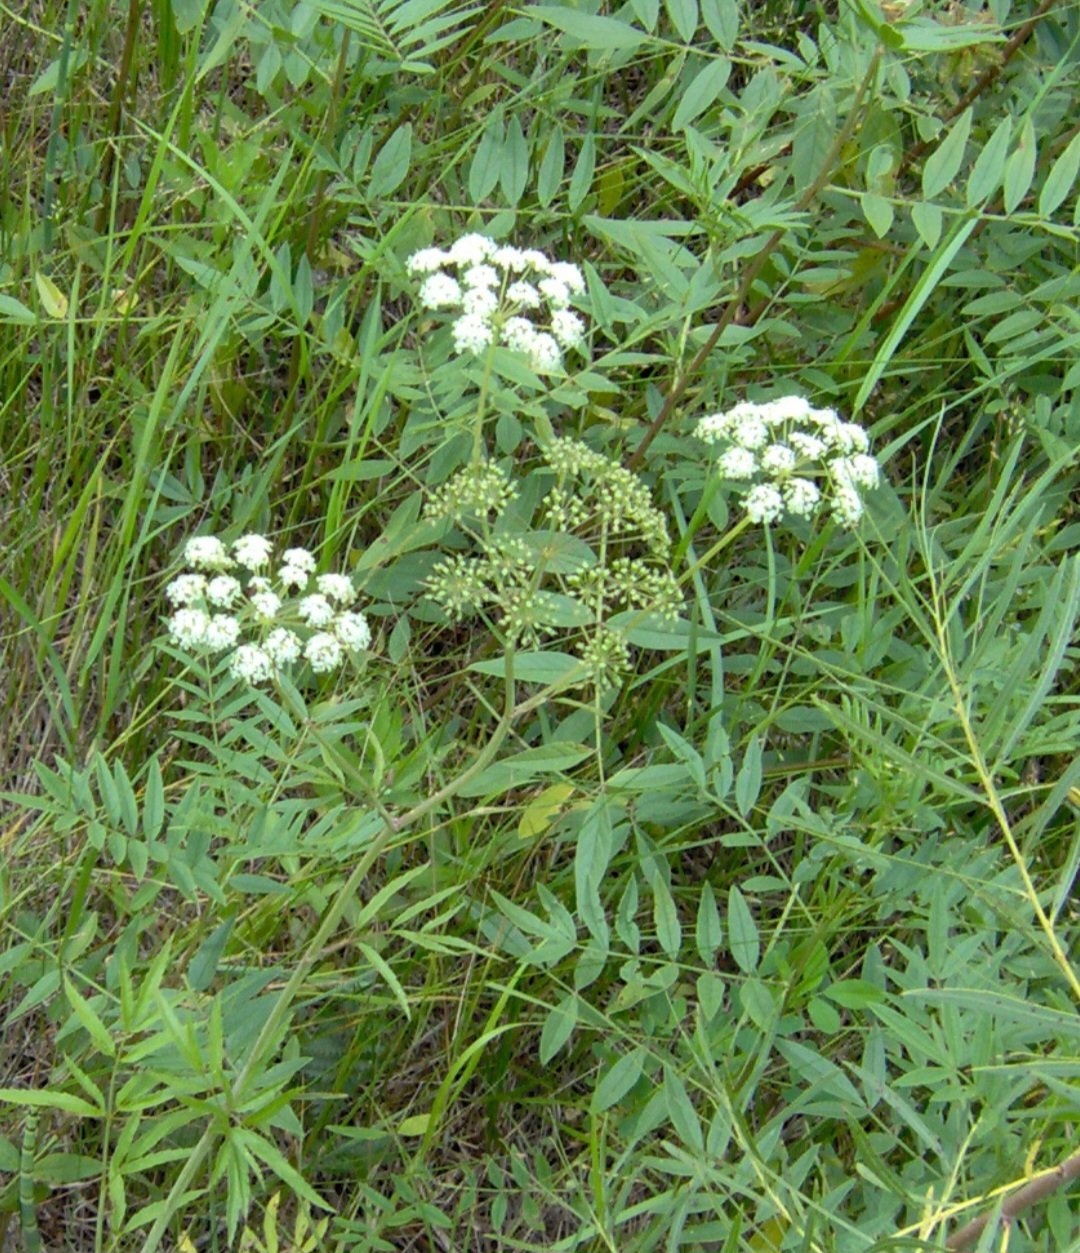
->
left=164, top=534, right=371, bottom=682
left=407, top=234, right=587, bottom=372
left=696, top=396, right=880, bottom=527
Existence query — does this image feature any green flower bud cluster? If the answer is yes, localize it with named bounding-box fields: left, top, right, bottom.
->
left=423, top=444, right=682, bottom=689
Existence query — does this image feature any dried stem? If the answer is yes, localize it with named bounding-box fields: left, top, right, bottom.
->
left=946, top=1148, right=1080, bottom=1250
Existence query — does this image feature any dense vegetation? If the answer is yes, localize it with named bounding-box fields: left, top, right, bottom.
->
left=2, top=0, right=1080, bottom=1249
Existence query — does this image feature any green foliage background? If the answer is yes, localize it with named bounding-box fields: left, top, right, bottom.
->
left=2, top=0, right=1080, bottom=1249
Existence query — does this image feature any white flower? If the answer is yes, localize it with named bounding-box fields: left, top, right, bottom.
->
left=783, top=477, right=821, bottom=517
left=832, top=483, right=865, bottom=527
left=278, top=564, right=311, bottom=591
left=548, top=261, right=586, bottom=294
left=229, top=644, right=272, bottom=683
left=406, top=246, right=449, bottom=274
left=837, top=423, right=871, bottom=454
left=335, top=611, right=372, bottom=651
left=233, top=534, right=273, bottom=571
left=411, top=238, right=590, bottom=370
left=761, top=444, right=796, bottom=476
left=528, top=332, right=562, bottom=372
left=299, top=594, right=335, bottom=627
left=766, top=395, right=812, bottom=422
left=206, top=575, right=242, bottom=608
left=833, top=454, right=879, bottom=490
left=744, top=483, right=784, bottom=524
left=698, top=396, right=879, bottom=529
left=317, top=573, right=355, bottom=605
left=551, top=308, right=585, bottom=349
left=184, top=536, right=231, bottom=570
left=165, top=574, right=206, bottom=606
left=728, top=412, right=769, bottom=450
left=521, top=249, right=550, bottom=272
left=448, top=233, right=496, bottom=265
left=461, top=286, right=499, bottom=319
left=695, top=413, right=729, bottom=443
left=248, top=576, right=272, bottom=593
left=167, top=608, right=211, bottom=649
left=452, top=314, right=495, bottom=354
left=305, top=632, right=343, bottom=673
left=538, top=276, right=571, bottom=308
left=281, top=548, right=316, bottom=573
left=719, top=447, right=758, bottom=480
left=250, top=590, right=283, bottom=621
left=463, top=263, right=498, bottom=289
left=506, top=280, right=540, bottom=307
left=502, top=316, right=537, bottom=354
left=264, top=628, right=301, bottom=666
left=418, top=273, right=462, bottom=310
left=203, top=614, right=241, bottom=652
left=492, top=245, right=529, bottom=271
left=789, top=430, right=827, bottom=459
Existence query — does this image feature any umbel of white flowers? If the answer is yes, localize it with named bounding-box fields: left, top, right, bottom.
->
left=407, top=234, right=587, bottom=372
left=164, top=534, right=371, bottom=683
left=696, top=396, right=880, bottom=527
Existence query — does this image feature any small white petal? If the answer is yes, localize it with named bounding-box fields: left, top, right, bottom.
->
left=233, top=534, right=273, bottom=571
left=305, top=632, right=343, bottom=673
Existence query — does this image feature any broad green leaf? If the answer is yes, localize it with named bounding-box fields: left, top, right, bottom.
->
left=663, top=1066, right=703, bottom=1151
left=469, top=650, right=581, bottom=685
left=539, top=992, right=579, bottom=1063
left=727, top=886, right=759, bottom=973
left=695, top=882, right=723, bottom=964
left=911, top=200, right=942, bottom=249
left=518, top=782, right=574, bottom=839
left=1039, top=129, right=1080, bottom=217
left=142, top=757, right=165, bottom=841
left=657, top=722, right=706, bottom=790
left=527, top=6, right=650, bottom=50
left=664, top=0, right=698, bottom=42
left=470, top=114, right=504, bottom=202
left=965, top=113, right=1011, bottom=207
left=0, top=1087, right=102, bottom=1118
left=568, top=133, right=596, bottom=213
left=537, top=126, right=565, bottom=207
left=591, top=1047, right=647, bottom=1112
left=823, top=979, right=885, bottom=1008
left=672, top=57, right=730, bottom=131
left=697, top=970, right=724, bottom=1020
left=368, top=123, right=412, bottom=199
left=630, top=0, right=658, bottom=31
left=35, top=271, right=70, bottom=318
left=777, top=1039, right=864, bottom=1106
left=0, top=293, right=36, bottom=323
left=1003, top=117, right=1036, bottom=213
left=922, top=107, right=971, bottom=199
left=862, top=191, right=894, bottom=238
left=700, top=0, right=738, bottom=47
left=457, top=742, right=593, bottom=798
left=397, top=1113, right=431, bottom=1136
left=500, top=114, right=529, bottom=205
left=734, top=736, right=762, bottom=817
left=170, top=0, right=207, bottom=34
left=187, top=918, right=235, bottom=992
left=28, top=49, right=89, bottom=96
left=575, top=802, right=613, bottom=944
left=649, top=870, right=681, bottom=958
left=63, top=976, right=116, bottom=1058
